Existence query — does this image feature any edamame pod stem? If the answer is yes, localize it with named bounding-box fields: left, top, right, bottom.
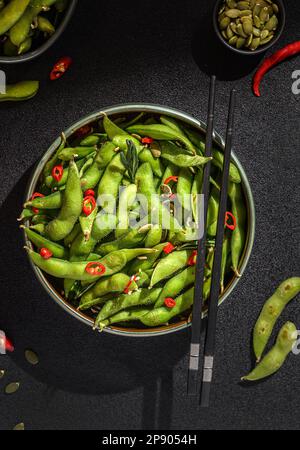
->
left=79, top=273, right=136, bottom=309
left=253, top=277, right=300, bottom=361
left=159, top=141, right=212, bottom=167
left=228, top=182, right=246, bottom=276
left=155, top=265, right=196, bottom=307
left=242, top=322, right=297, bottom=381
left=99, top=307, right=152, bottom=331
left=25, top=191, right=62, bottom=210
left=96, top=225, right=151, bottom=255
left=126, top=124, right=196, bottom=155
left=95, top=288, right=162, bottom=326
left=150, top=250, right=192, bottom=287
left=0, top=81, right=39, bottom=102
left=46, top=160, right=83, bottom=241
left=23, top=227, right=68, bottom=259
left=0, top=0, right=30, bottom=36
left=141, top=287, right=194, bottom=327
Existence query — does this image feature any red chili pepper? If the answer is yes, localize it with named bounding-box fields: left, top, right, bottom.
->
left=84, top=189, right=95, bottom=198
left=253, top=41, right=300, bottom=97
left=82, top=196, right=96, bottom=216
left=225, top=211, right=237, bottom=231
left=85, top=262, right=106, bottom=276
left=50, top=56, right=72, bottom=81
left=5, top=336, right=14, bottom=352
left=187, top=250, right=198, bottom=266
left=164, top=297, right=176, bottom=308
left=31, top=192, right=45, bottom=214
left=74, top=124, right=92, bottom=139
left=164, top=176, right=179, bottom=185
left=123, top=275, right=138, bottom=294
left=51, top=165, right=64, bottom=183
left=141, top=137, right=154, bottom=145
left=40, top=248, right=53, bottom=259
left=163, top=242, right=175, bottom=254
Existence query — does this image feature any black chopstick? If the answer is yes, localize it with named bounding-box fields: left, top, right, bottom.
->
left=187, top=75, right=216, bottom=396
left=200, top=89, right=237, bottom=407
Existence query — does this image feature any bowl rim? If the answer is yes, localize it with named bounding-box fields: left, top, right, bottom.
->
left=212, top=0, right=286, bottom=56
left=23, top=102, right=256, bottom=337
left=0, top=0, right=77, bottom=64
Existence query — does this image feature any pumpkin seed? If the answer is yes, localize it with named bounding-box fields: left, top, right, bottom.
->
left=259, top=6, right=269, bottom=22
left=265, top=14, right=278, bottom=31
left=237, top=1, right=250, bottom=10
left=226, top=0, right=237, bottom=8
left=236, top=23, right=248, bottom=37
left=243, top=18, right=253, bottom=35
left=225, top=8, right=241, bottom=18
left=236, top=37, right=246, bottom=48
left=246, top=33, right=253, bottom=46
left=25, top=349, right=39, bottom=366
left=272, top=3, right=279, bottom=14
left=5, top=382, right=20, bottom=395
left=260, top=33, right=274, bottom=45
left=226, top=25, right=234, bottom=39
left=260, top=29, right=269, bottom=39
left=253, top=26, right=261, bottom=36
left=221, top=30, right=228, bottom=39
left=240, top=10, right=252, bottom=16
left=220, top=16, right=231, bottom=29
left=230, top=22, right=238, bottom=33
left=253, top=4, right=262, bottom=16
left=250, top=37, right=260, bottom=50
left=253, top=15, right=261, bottom=28
left=229, top=35, right=238, bottom=45
left=13, top=423, right=25, bottom=431
left=219, top=5, right=226, bottom=14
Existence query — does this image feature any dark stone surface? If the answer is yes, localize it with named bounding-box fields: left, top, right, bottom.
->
left=0, top=0, right=299, bottom=430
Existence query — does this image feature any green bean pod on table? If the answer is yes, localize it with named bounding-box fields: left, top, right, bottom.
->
left=21, top=111, right=249, bottom=331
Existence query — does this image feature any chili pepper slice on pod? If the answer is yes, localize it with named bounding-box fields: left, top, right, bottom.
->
left=85, top=262, right=106, bottom=276
left=50, top=56, right=72, bottom=80
left=82, top=196, right=96, bottom=216
left=253, top=41, right=300, bottom=97
left=52, top=165, right=64, bottom=182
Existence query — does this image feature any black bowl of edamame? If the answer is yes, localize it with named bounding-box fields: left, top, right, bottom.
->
left=0, top=0, right=77, bottom=64
left=21, top=104, right=255, bottom=337
left=213, top=0, right=286, bottom=55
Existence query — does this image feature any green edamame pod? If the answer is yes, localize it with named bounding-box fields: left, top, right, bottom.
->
left=64, top=223, right=81, bottom=247
left=228, top=182, right=246, bottom=276
left=79, top=206, right=98, bottom=241
left=161, top=163, right=179, bottom=185
left=55, top=0, right=68, bottom=12
left=18, top=36, right=32, bottom=55
left=42, top=133, right=66, bottom=180
left=141, top=287, right=194, bottom=326
left=138, top=148, right=164, bottom=178
left=126, top=124, right=196, bottom=155
left=159, top=115, right=186, bottom=137
left=150, top=250, right=192, bottom=287
left=155, top=265, right=195, bottom=307
left=79, top=134, right=106, bottom=147
left=99, top=307, right=152, bottom=331
left=253, top=277, right=300, bottom=362
left=96, top=225, right=151, bottom=255
left=207, top=187, right=220, bottom=237
left=95, top=288, right=162, bottom=326
left=24, top=227, right=68, bottom=259
left=177, top=168, right=193, bottom=213
left=144, top=225, right=163, bottom=248
left=213, top=149, right=241, bottom=184
left=102, top=114, right=129, bottom=140
left=37, top=15, right=55, bottom=34
left=46, top=160, right=83, bottom=241
left=135, top=162, right=157, bottom=211
left=58, top=146, right=96, bottom=161
left=220, top=233, right=231, bottom=294
left=191, top=168, right=203, bottom=223
left=242, top=322, right=297, bottom=381
left=0, top=0, right=30, bottom=36
left=112, top=135, right=142, bottom=152
left=115, top=183, right=137, bottom=237
left=3, top=38, right=18, bottom=56
left=0, top=81, right=39, bottom=102
left=25, top=191, right=62, bottom=210
left=97, top=154, right=126, bottom=213
left=128, top=242, right=166, bottom=275
left=159, top=141, right=211, bottom=167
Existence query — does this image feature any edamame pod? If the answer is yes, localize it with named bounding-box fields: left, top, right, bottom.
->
left=25, top=191, right=62, bottom=210
left=150, top=250, right=192, bottom=287
left=0, top=0, right=30, bottom=36
left=0, top=81, right=39, bottom=102
left=243, top=322, right=297, bottom=381
left=159, top=141, right=211, bottom=167
left=228, top=182, right=246, bottom=276
left=95, top=225, right=151, bottom=255
left=24, top=227, right=68, bottom=259
left=138, top=148, right=164, bottom=178
left=98, top=307, right=152, bottom=331
left=253, top=277, right=300, bottom=361
left=155, top=266, right=195, bottom=307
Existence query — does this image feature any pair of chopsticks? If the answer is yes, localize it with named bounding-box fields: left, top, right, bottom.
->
left=187, top=75, right=236, bottom=406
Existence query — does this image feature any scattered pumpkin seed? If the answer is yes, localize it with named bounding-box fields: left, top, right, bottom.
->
left=0, top=369, right=5, bottom=379
left=25, top=349, right=39, bottom=366
left=225, top=8, right=241, bottom=18
left=13, top=423, right=25, bottom=431
left=5, top=382, right=20, bottom=395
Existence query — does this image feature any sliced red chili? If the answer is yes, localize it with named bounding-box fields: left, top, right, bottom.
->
left=164, top=297, right=176, bottom=308
left=187, top=250, right=197, bottom=266
left=40, top=248, right=53, bottom=260
left=225, top=211, right=237, bottom=231
left=123, top=275, right=138, bottom=294
left=74, top=124, right=92, bottom=139
left=50, top=56, right=72, bottom=81
left=84, top=189, right=95, bottom=198
left=82, top=195, right=96, bottom=216
left=5, top=336, right=14, bottom=352
left=52, top=165, right=64, bottom=182
left=163, top=242, right=175, bottom=254
left=141, top=137, right=154, bottom=145
left=164, top=176, right=179, bottom=185
left=31, top=192, right=45, bottom=214
left=85, top=262, right=106, bottom=276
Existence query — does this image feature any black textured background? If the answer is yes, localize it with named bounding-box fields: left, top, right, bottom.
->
left=0, top=0, right=300, bottom=431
